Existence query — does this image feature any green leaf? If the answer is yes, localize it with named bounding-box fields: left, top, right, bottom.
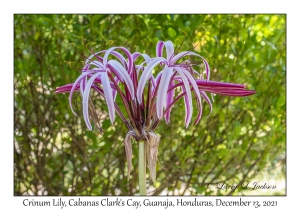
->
left=102, top=119, right=111, bottom=129
left=266, top=41, right=277, bottom=51
left=276, top=95, right=285, bottom=107
left=167, top=27, right=177, bottom=38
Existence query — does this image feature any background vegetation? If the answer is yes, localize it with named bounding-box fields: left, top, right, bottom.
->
left=14, top=14, right=286, bottom=195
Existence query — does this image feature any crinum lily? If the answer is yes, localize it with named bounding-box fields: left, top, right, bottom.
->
left=55, top=40, right=255, bottom=195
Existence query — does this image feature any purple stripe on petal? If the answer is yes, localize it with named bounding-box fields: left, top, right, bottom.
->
left=180, top=68, right=205, bottom=125
left=150, top=75, right=156, bottom=91
left=210, top=89, right=256, bottom=96
left=91, top=60, right=106, bottom=69
left=167, top=82, right=183, bottom=93
left=55, top=84, right=79, bottom=93
left=182, top=86, right=191, bottom=128
left=136, top=57, right=166, bottom=104
left=108, top=60, right=135, bottom=100
left=193, top=95, right=203, bottom=125
left=85, top=50, right=105, bottom=64
left=156, top=67, right=173, bottom=119
left=82, top=72, right=102, bottom=130
left=91, top=84, right=104, bottom=95
left=69, top=72, right=92, bottom=116
left=164, top=41, right=175, bottom=62
left=156, top=41, right=164, bottom=57
left=203, top=58, right=210, bottom=81
left=80, top=76, right=87, bottom=96
left=108, top=64, right=124, bottom=82
left=156, top=41, right=175, bottom=63
left=136, top=62, right=146, bottom=76
left=103, top=47, right=133, bottom=74
left=82, top=64, right=91, bottom=72
left=164, top=80, right=175, bottom=124
left=109, top=51, right=127, bottom=67
left=170, top=51, right=200, bottom=64
left=132, top=52, right=140, bottom=61
left=175, top=68, right=193, bottom=127
left=101, top=72, right=116, bottom=123
left=155, top=71, right=163, bottom=83
left=141, top=54, right=151, bottom=64
left=180, top=67, right=201, bottom=103
left=132, top=52, right=151, bottom=64
left=171, top=51, right=210, bottom=80
left=196, top=80, right=245, bottom=89
left=85, top=50, right=127, bottom=68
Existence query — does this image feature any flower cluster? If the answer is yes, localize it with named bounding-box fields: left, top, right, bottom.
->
left=56, top=40, right=255, bottom=181
left=56, top=40, right=255, bottom=133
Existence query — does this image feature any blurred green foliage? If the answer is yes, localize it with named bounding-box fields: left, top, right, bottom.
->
left=14, top=14, right=286, bottom=195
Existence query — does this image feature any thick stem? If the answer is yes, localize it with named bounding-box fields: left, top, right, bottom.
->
left=139, top=141, right=146, bottom=195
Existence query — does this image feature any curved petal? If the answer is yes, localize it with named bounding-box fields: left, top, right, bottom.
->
left=171, top=51, right=210, bottom=80
left=107, top=64, right=124, bottom=82
left=136, top=57, right=166, bottom=104
left=206, top=89, right=256, bottom=96
left=55, top=84, right=78, bottom=93
left=180, top=68, right=201, bottom=103
left=164, top=80, right=175, bottom=123
left=69, top=72, right=92, bottom=116
left=132, top=52, right=151, bottom=64
left=108, top=60, right=135, bottom=99
left=156, top=67, right=173, bottom=119
left=156, top=40, right=174, bottom=62
left=100, top=72, right=115, bottom=123
left=85, top=50, right=127, bottom=68
left=183, top=90, right=191, bottom=128
left=135, top=61, right=146, bottom=76
left=175, top=68, right=193, bottom=127
left=103, top=47, right=133, bottom=74
left=108, top=51, right=127, bottom=67
left=156, top=41, right=164, bottom=57
left=82, top=72, right=102, bottom=130
left=85, top=50, right=105, bottom=64
left=164, top=41, right=175, bottom=61
left=80, top=76, right=87, bottom=96
left=82, top=63, right=91, bottom=72
left=194, top=94, right=203, bottom=125
left=90, top=60, right=106, bottom=69
left=180, top=68, right=204, bottom=125
left=196, top=80, right=245, bottom=88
